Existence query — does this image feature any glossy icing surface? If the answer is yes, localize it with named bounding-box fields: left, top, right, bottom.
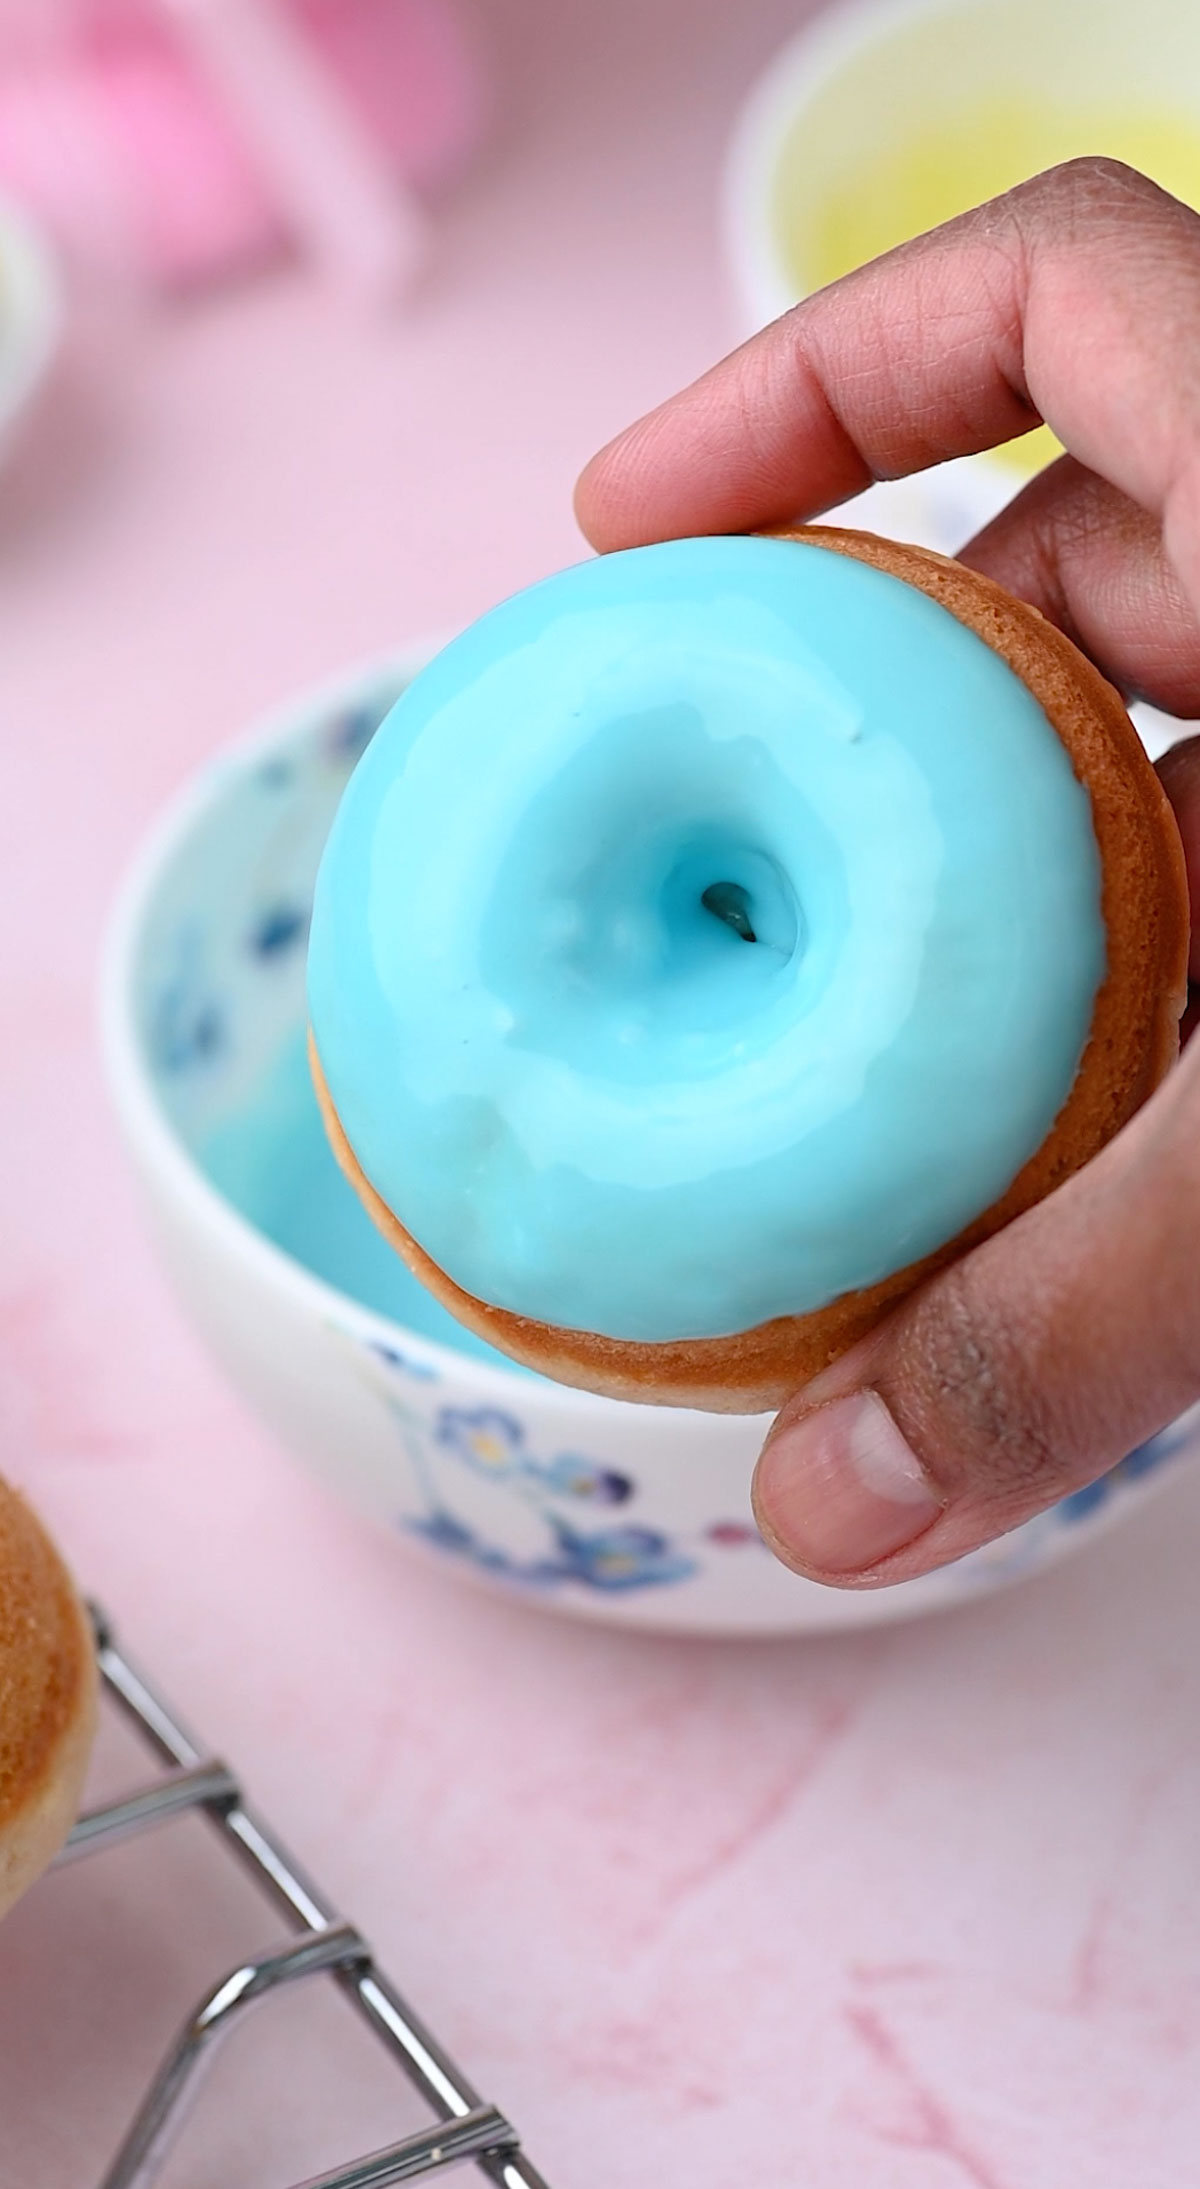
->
left=308, top=537, right=1105, bottom=1342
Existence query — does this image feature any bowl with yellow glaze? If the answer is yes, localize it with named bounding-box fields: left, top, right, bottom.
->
left=724, top=0, right=1200, bottom=551
left=101, top=653, right=1200, bottom=1636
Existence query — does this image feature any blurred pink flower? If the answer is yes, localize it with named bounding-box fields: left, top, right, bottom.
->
left=0, top=0, right=485, bottom=287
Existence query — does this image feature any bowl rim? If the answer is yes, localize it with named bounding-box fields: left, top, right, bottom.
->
left=98, top=648, right=738, bottom=1425
left=722, top=0, right=973, bottom=332
left=0, top=193, right=63, bottom=441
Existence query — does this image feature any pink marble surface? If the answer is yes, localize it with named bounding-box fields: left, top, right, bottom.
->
left=2, top=2, right=1200, bottom=2183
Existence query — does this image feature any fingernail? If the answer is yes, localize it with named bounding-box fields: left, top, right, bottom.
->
left=754, top=1391, right=943, bottom=1576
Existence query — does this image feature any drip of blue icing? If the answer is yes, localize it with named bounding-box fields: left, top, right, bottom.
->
left=307, top=536, right=1105, bottom=1343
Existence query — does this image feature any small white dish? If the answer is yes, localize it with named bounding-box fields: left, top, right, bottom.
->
left=0, top=195, right=62, bottom=461
left=100, top=655, right=1198, bottom=1635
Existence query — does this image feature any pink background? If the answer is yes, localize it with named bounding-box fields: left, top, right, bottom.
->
left=3, top=2, right=1200, bottom=2183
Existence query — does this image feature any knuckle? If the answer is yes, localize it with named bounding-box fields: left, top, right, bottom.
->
left=1006, top=155, right=1198, bottom=259
left=897, top=1259, right=1060, bottom=1500
left=1036, top=154, right=1168, bottom=217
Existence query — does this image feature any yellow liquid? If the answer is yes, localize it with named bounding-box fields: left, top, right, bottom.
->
left=774, top=100, right=1200, bottom=473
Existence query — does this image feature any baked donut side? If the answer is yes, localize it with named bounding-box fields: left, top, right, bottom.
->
left=312, top=528, right=1189, bottom=1414
left=0, top=1479, right=97, bottom=1921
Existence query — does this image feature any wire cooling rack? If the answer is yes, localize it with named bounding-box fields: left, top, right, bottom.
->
left=53, top=1607, right=552, bottom=2189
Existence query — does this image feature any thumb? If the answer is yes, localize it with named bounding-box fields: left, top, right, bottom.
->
left=752, top=1036, right=1200, bottom=1587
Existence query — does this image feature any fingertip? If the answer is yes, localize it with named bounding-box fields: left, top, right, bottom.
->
left=752, top=1390, right=945, bottom=1586
left=574, top=410, right=687, bottom=553
left=1155, top=731, right=1200, bottom=799
left=572, top=444, right=620, bottom=553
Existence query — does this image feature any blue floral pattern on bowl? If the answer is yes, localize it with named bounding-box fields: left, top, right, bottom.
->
left=337, top=1314, right=1196, bottom=1608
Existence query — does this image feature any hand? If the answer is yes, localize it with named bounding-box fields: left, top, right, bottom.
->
left=576, top=158, right=1200, bottom=1589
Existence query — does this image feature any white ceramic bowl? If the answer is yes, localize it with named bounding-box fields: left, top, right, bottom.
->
left=0, top=195, right=62, bottom=462
left=100, top=654, right=1198, bottom=1635
left=723, top=0, right=1200, bottom=553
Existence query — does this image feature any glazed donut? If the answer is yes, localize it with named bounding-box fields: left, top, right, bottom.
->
left=307, top=528, right=1188, bottom=1414
left=0, top=1476, right=96, bottom=1919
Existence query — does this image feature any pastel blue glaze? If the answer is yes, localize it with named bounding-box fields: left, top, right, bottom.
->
left=308, top=537, right=1106, bottom=1342
left=199, top=1031, right=539, bottom=1377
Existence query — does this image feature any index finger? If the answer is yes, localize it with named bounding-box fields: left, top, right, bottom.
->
left=575, top=159, right=1200, bottom=604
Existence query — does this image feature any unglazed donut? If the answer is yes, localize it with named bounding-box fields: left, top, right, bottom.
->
left=0, top=1476, right=97, bottom=1919
left=307, top=528, right=1189, bottom=1413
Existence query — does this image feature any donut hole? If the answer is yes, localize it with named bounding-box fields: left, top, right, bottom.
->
left=478, top=707, right=819, bottom=1076
left=501, top=821, right=808, bottom=1072
left=562, top=827, right=805, bottom=1046
left=701, top=880, right=757, bottom=942
left=665, top=835, right=802, bottom=970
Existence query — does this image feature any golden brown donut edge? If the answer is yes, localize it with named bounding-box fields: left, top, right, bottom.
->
left=0, top=1477, right=97, bottom=1920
